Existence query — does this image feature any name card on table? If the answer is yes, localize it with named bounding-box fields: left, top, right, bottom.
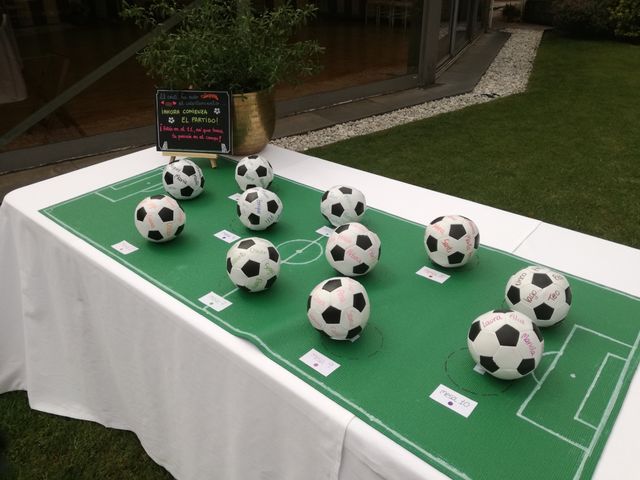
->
left=156, top=90, right=232, bottom=154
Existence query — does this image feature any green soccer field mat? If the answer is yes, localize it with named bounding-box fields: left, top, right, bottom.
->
left=41, top=157, right=640, bottom=480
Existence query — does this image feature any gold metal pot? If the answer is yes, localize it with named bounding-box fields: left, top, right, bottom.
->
left=232, top=89, right=275, bottom=156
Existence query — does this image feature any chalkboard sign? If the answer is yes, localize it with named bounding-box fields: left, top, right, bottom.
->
left=156, top=89, right=232, bottom=154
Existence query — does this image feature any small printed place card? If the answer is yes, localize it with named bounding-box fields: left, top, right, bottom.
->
left=416, top=266, right=450, bottom=284
left=300, top=349, right=340, bottom=377
left=199, top=291, right=232, bottom=312
left=214, top=230, right=241, bottom=243
left=429, top=384, right=478, bottom=418
left=315, top=225, right=335, bottom=237
left=111, top=240, right=138, bottom=255
left=228, top=192, right=241, bottom=202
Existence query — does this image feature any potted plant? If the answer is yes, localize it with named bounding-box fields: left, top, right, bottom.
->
left=121, top=0, right=323, bottom=155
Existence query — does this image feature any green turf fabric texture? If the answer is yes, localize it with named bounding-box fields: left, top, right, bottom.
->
left=41, top=157, right=640, bottom=480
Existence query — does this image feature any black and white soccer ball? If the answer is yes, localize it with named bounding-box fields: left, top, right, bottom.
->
left=307, top=277, right=370, bottom=341
left=505, top=266, right=572, bottom=328
left=320, top=185, right=366, bottom=227
left=467, top=309, right=544, bottom=380
left=162, top=159, right=205, bottom=199
left=235, top=154, right=274, bottom=191
left=236, top=187, right=283, bottom=230
left=134, top=194, right=186, bottom=243
left=226, top=237, right=281, bottom=292
left=325, top=223, right=381, bottom=276
left=424, top=215, right=479, bottom=268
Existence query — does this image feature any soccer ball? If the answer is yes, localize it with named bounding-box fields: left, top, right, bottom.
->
left=226, top=237, right=281, bottom=292
left=162, top=159, right=205, bottom=199
left=424, top=215, right=479, bottom=268
left=134, top=194, right=186, bottom=243
left=325, top=223, right=381, bottom=276
left=467, top=309, right=544, bottom=380
left=236, top=187, right=283, bottom=230
left=307, top=277, right=370, bottom=341
left=505, top=266, right=572, bottom=328
left=235, top=155, right=274, bottom=191
left=320, top=185, right=366, bottom=227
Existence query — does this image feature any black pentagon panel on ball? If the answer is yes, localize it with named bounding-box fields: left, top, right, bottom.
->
left=449, top=224, right=467, bottom=240
left=534, top=303, right=554, bottom=321
left=533, top=324, right=543, bottom=342
left=338, top=186, right=352, bottom=195
left=335, top=224, right=349, bottom=234
left=356, top=235, right=373, bottom=250
left=448, top=252, right=465, bottom=265
left=353, top=293, right=366, bottom=312
left=330, top=245, right=345, bottom=262
left=241, top=259, right=261, bottom=278
left=256, top=166, right=268, bottom=177
left=226, top=257, right=232, bottom=274
left=322, top=305, right=341, bottom=324
left=430, top=216, right=444, bottom=225
left=346, top=326, right=362, bottom=340
left=236, top=204, right=242, bottom=217
left=238, top=239, right=256, bottom=250
left=468, top=321, right=481, bottom=341
left=331, top=203, right=345, bottom=217
left=474, top=234, right=480, bottom=249
left=245, top=191, right=259, bottom=203
left=531, top=273, right=553, bottom=289
left=200, top=176, right=205, bottom=188
left=237, top=165, right=248, bottom=176
left=164, top=172, right=174, bottom=185
left=248, top=154, right=258, bottom=159
left=321, top=190, right=329, bottom=202
left=136, top=207, right=147, bottom=222
left=307, top=295, right=312, bottom=311
left=248, top=213, right=261, bottom=225
left=158, top=207, right=174, bottom=222
left=355, top=201, right=364, bottom=216
left=267, top=200, right=279, bottom=214
left=479, top=356, right=499, bottom=373
left=507, top=286, right=521, bottom=304
left=180, top=186, right=194, bottom=197
left=175, top=224, right=184, bottom=236
left=264, top=275, right=277, bottom=290
left=353, top=263, right=369, bottom=275
left=493, top=309, right=512, bottom=314
left=517, top=358, right=536, bottom=376
left=426, top=235, right=438, bottom=253
left=268, top=246, right=279, bottom=263
left=151, top=194, right=165, bottom=200
left=246, top=184, right=256, bottom=189
left=182, top=165, right=196, bottom=176
left=565, top=287, right=572, bottom=305
left=495, top=324, right=520, bottom=347
left=322, top=278, right=342, bottom=292
left=148, top=230, right=163, bottom=241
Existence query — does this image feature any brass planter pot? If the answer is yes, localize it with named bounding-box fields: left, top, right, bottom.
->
left=232, top=89, right=276, bottom=156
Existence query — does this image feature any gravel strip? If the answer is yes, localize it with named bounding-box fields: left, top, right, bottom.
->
left=273, top=28, right=544, bottom=152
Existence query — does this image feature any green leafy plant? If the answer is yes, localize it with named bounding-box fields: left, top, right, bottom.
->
left=610, top=0, right=640, bottom=41
left=552, top=0, right=617, bottom=37
left=121, top=0, right=324, bottom=93
left=502, top=3, right=522, bottom=21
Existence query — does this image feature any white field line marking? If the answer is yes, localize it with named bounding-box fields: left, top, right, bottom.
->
left=573, top=329, right=640, bottom=480
left=43, top=214, right=472, bottom=480
left=575, top=325, right=633, bottom=349
left=573, top=353, right=626, bottom=430
left=96, top=183, right=163, bottom=203
left=104, top=170, right=161, bottom=191
left=281, top=235, right=325, bottom=264
left=223, top=287, right=239, bottom=298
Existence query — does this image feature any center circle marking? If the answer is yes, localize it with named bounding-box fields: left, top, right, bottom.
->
left=277, top=239, right=323, bottom=265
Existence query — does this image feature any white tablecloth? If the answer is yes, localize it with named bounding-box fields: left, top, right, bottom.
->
left=1, top=145, right=638, bottom=479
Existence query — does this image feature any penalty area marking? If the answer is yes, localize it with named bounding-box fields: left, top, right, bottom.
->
left=95, top=170, right=164, bottom=203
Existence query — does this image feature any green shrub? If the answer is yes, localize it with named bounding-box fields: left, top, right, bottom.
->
left=610, top=0, right=640, bottom=41
left=523, top=0, right=554, bottom=25
left=552, top=0, right=616, bottom=36
left=502, top=3, right=521, bottom=21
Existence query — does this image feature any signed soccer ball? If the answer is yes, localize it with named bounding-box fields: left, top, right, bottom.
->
left=325, top=223, right=381, bottom=276
left=162, top=159, right=205, bottom=199
left=235, top=154, right=274, bottom=191
left=134, top=194, right=186, bottom=243
left=424, top=215, right=479, bottom=268
left=236, top=187, right=283, bottom=230
left=226, top=237, right=281, bottom=292
left=505, top=266, right=572, bottom=328
left=467, top=309, right=544, bottom=380
left=320, top=185, right=366, bottom=227
left=307, top=277, right=370, bottom=341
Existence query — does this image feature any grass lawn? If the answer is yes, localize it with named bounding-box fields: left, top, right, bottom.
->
left=309, top=32, right=640, bottom=249
left=1, top=31, right=639, bottom=479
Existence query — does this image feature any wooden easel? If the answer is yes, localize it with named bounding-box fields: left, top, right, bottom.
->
left=163, top=151, right=219, bottom=168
